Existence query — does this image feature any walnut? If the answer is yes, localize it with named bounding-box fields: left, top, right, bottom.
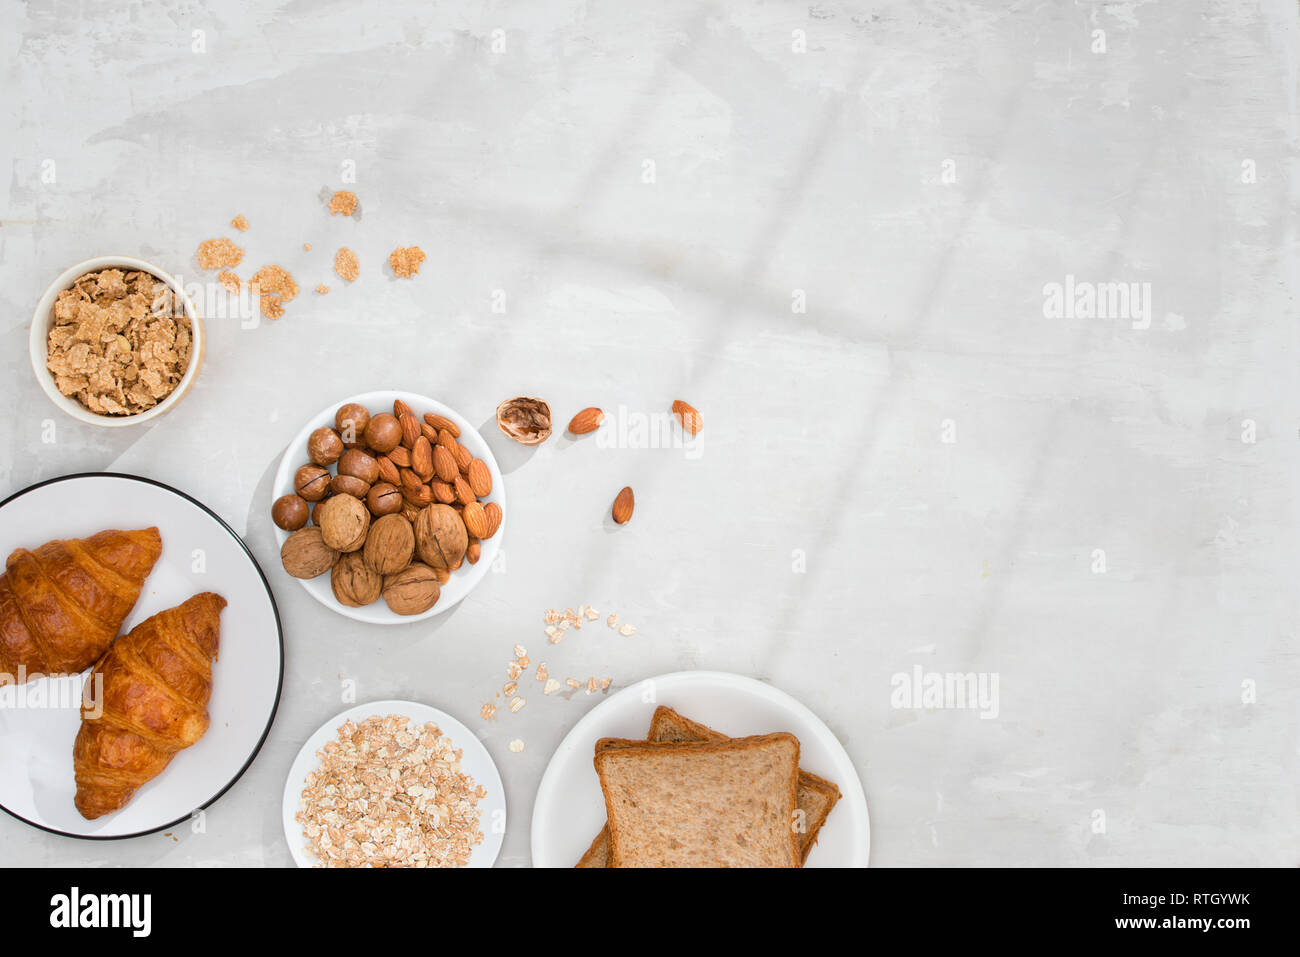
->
left=414, top=504, right=468, bottom=570
left=317, top=493, right=370, bottom=552
left=331, top=551, right=383, bottom=607
left=382, top=562, right=441, bottom=615
left=281, top=527, right=339, bottom=579
left=363, top=513, right=415, bottom=575
left=496, top=397, right=552, bottom=445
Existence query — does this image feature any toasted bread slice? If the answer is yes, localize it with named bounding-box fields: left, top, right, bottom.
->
left=594, top=732, right=801, bottom=868
left=575, top=706, right=841, bottom=867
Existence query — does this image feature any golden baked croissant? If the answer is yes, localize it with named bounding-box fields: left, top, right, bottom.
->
left=73, top=591, right=226, bottom=819
left=0, top=527, right=162, bottom=683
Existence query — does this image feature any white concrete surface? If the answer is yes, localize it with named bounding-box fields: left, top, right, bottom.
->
left=0, top=0, right=1297, bottom=866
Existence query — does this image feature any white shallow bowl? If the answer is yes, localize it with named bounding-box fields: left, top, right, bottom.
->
left=0, top=473, right=283, bottom=839
left=272, top=391, right=505, bottom=624
left=531, top=671, right=871, bottom=867
left=29, top=256, right=204, bottom=427
left=282, top=699, right=505, bottom=868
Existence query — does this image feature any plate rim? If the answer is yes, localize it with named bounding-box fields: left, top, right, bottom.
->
left=280, top=698, right=506, bottom=868
left=529, top=669, right=871, bottom=867
left=0, top=471, right=285, bottom=842
left=271, top=390, right=507, bottom=625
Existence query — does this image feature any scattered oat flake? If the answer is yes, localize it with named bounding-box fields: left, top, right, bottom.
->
left=480, top=703, right=496, bottom=721
left=197, top=237, right=243, bottom=270
left=389, top=245, right=426, bottom=278
left=544, top=609, right=560, bottom=625
left=586, top=677, right=598, bottom=695
left=619, top=624, right=636, bottom=636
left=535, top=663, right=548, bottom=681
left=514, top=644, right=528, bottom=659
left=607, top=614, right=619, bottom=628
left=230, top=215, right=249, bottom=231
left=328, top=190, right=358, bottom=216
left=517, top=655, right=530, bottom=668
left=508, top=739, right=525, bottom=753
left=543, top=678, right=561, bottom=695
left=599, top=677, right=612, bottom=691
left=303, top=242, right=312, bottom=251
left=503, top=680, right=518, bottom=697
left=334, top=247, right=359, bottom=282
left=509, top=697, right=526, bottom=713
left=506, top=661, right=522, bottom=680
left=585, top=607, right=601, bottom=621
left=217, top=270, right=240, bottom=294
left=315, top=284, right=330, bottom=295
left=545, top=625, right=563, bottom=643
left=566, top=678, right=580, bottom=689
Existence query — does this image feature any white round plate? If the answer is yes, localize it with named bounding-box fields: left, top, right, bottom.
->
left=272, top=391, right=505, bottom=624
left=0, top=473, right=283, bottom=839
left=531, top=671, right=870, bottom=867
left=282, top=699, right=505, bottom=867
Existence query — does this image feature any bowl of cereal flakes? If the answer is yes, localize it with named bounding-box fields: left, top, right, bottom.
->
left=29, top=256, right=204, bottom=427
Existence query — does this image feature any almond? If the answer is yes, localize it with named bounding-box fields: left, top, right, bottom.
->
left=567, top=407, right=605, bottom=435
left=482, top=501, right=503, bottom=538
left=411, top=436, right=434, bottom=481
left=393, top=398, right=414, bottom=419
left=462, top=501, right=489, bottom=539
left=466, top=537, right=481, bottom=564
left=424, top=413, right=461, bottom=438
left=377, top=455, right=401, bottom=486
left=433, top=445, right=458, bottom=483
left=388, top=445, right=412, bottom=468
left=452, top=442, right=473, bottom=472
left=672, top=400, right=702, bottom=435
left=435, top=428, right=457, bottom=449
left=453, top=476, right=476, bottom=506
left=467, top=458, right=492, bottom=497
left=432, top=480, right=456, bottom=504
left=420, top=422, right=439, bottom=444
left=612, top=486, right=634, bottom=524
left=399, top=412, right=421, bottom=449
left=400, top=469, right=432, bottom=506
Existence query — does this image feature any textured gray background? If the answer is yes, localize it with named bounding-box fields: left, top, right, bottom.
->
left=1, top=0, right=1297, bottom=866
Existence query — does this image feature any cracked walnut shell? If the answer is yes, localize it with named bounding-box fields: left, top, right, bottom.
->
left=331, top=551, right=383, bottom=607
left=496, top=397, right=552, bottom=445
left=382, top=562, right=440, bottom=615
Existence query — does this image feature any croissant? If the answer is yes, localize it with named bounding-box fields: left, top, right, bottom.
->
left=73, top=591, right=226, bottom=819
left=0, top=527, right=162, bottom=683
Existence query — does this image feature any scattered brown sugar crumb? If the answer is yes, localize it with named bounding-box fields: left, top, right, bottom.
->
left=328, top=190, right=358, bottom=216
left=248, top=264, right=298, bottom=320
left=230, top=215, right=249, bottom=231
left=46, top=269, right=192, bottom=416
left=315, top=284, right=330, bottom=294
left=196, top=237, right=243, bottom=270
left=303, top=242, right=312, bottom=251
left=389, top=246, right=426, bottom=278
left=334, top=247, right=359, bottom=282
left=217, top=271, right=240, bottom=293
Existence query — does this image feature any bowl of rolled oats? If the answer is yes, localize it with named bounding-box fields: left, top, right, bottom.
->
left=29, top=256, right=204, bottom=426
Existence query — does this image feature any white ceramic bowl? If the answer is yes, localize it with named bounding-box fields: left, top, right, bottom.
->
left=29, top=256, right=204, bottom=427
left=272, top=391, right=506, bottom=624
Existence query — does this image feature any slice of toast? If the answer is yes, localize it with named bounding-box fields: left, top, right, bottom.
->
left=594, top=733, right=801, bottom=868
left=575, top=706, right=841, bottom=867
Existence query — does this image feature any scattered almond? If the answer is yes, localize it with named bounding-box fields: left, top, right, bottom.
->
left=567, top=407, right=605, bottom=435
left=612, top=486, right=634, bottom=525
left=672, top=399, right=703, bottom=434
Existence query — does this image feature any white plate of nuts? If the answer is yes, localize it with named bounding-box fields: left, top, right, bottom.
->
left=282, top=700, right=505, bottom=867
left=271, top=391, right=505, bottom=623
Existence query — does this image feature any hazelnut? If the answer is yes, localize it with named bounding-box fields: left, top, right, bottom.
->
left=280, top=527, right=339, bottom=579
left=364, top=412, right=402, bottom=453
left=271, top=493, right=310, bottom=531
left=317, top=493, right=371, bottom=552
left=366, top=482, right=403, bottom=516
left=331, top=473, right=371, bottom=499
left=335, top=403, right=371, bottom=447
left=496, top=396, right=552, bottom=445
left=382, top=562, right=440, bottom=615
left=337, top=448, right=380, bottom=484
left=294, top=464, right=332, bottom=502
left=331, top=551, right=383, bottom=607
left=414, top=503, right=468, bottom=570
left=307, top=426, right=344, bottom=466
left=364, top=513, right=415, bottom=575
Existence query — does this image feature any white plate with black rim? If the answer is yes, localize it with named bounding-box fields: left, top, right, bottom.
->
left=0, top=473, right=283, bottom=839
left=531, top=671, right=870, bottom=867
left=271, top=391, right=506, bottom=624
left=282, top=699, right=505, bottom=867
